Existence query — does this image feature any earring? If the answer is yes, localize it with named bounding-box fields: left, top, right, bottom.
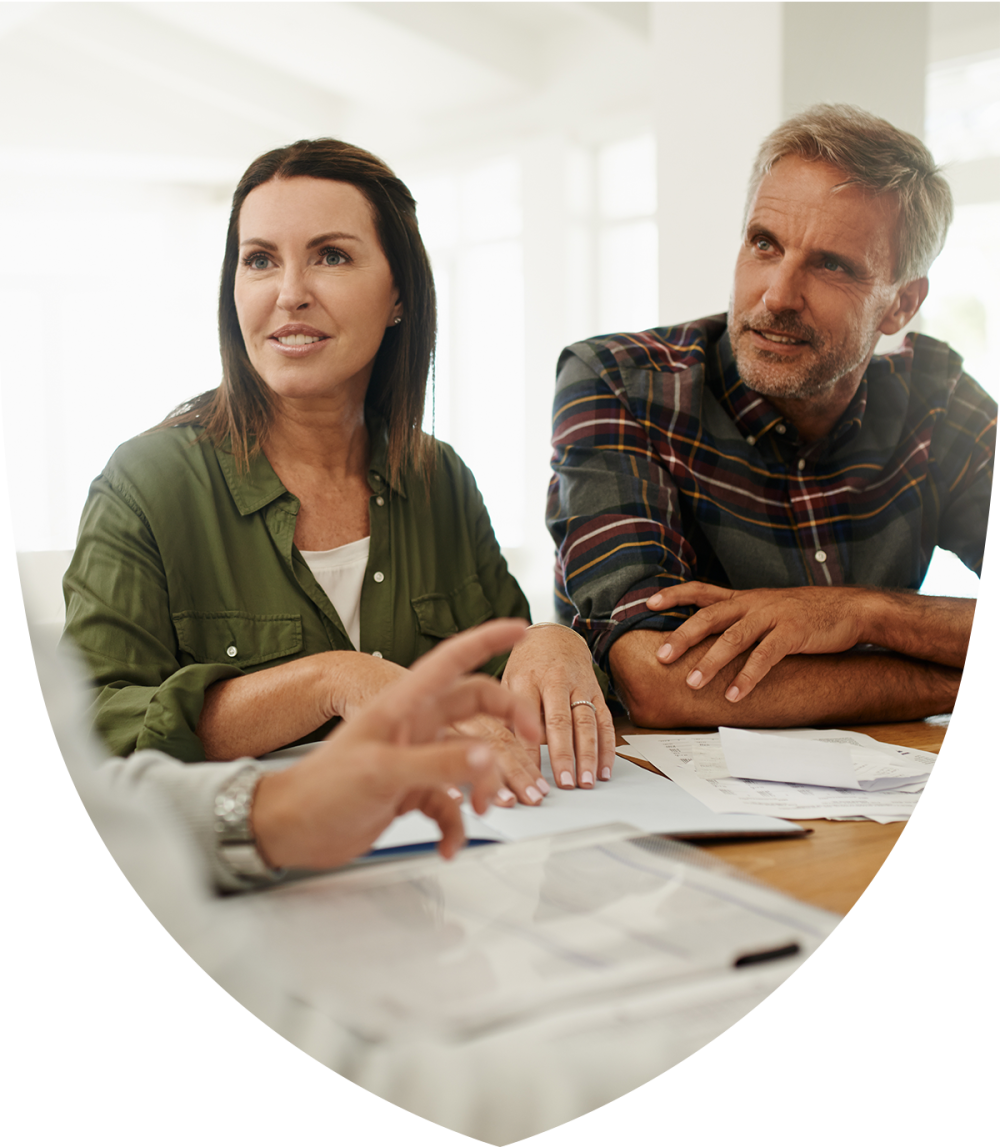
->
left=393, top=316, right=402, bottom=325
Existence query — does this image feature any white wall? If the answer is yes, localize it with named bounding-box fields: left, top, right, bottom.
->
left=1, top=1, right=995, bottom=610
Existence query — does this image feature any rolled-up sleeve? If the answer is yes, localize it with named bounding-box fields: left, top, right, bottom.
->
left=63, top=472, right=242, bottom=761
left=546, top=344, right=697, bottom=672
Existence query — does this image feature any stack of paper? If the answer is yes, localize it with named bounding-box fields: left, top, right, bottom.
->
left=624, top=728, right=936, bottom=823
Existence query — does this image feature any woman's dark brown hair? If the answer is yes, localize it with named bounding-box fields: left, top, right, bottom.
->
left=161, top=138, right=436, bottom=482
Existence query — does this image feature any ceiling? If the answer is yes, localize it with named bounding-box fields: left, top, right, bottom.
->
left=0, top=2, right=995, bottom=187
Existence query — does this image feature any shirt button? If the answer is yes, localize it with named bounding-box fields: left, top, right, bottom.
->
left=226, top=645, right=237, bottom=658
left=373, top=571, right=385, bottom=583
left=776, top=423, right=786, bottom=434
left=815, top=550, right=827, bottom=563
left=372, top=650, right=383, bottom=659
left=797, top=458, right=806, bottom=471
left=375, top=496, right=385, bottom=507
left=746, top=435, right=756, bottom=446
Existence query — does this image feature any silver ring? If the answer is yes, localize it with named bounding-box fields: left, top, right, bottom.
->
left=570, top=699, right=597, bottom=715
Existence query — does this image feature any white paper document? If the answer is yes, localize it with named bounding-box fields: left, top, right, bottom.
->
left=624, top=729, right=936, bottom=822
left=370, top=748, right=801, bottom=853
left=718, top=726, right=932, bottom=791
left=245, top=826, right=838, bottom=1042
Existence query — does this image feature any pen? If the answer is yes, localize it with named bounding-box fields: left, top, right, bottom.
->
left=733, top=942, right=801, bottom=967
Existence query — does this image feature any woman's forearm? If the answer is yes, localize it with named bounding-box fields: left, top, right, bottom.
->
left=196, top=650, right=408, bottom=760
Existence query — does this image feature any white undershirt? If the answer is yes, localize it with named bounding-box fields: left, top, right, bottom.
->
left=299, top=536, right=371, bottom=651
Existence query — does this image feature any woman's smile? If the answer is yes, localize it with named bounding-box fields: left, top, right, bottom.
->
left=268, top=322, right=331, bottom=357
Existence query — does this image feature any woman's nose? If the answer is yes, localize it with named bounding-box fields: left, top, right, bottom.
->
left=276, top=265, right=312, bottom=311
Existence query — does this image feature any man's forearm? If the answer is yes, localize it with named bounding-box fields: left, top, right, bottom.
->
left=865, top=592, right=975, bottom=667
left=610, top=629, right=961, bottom=729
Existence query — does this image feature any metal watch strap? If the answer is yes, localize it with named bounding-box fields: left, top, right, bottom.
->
left=214, top=764, right=283, bottom=882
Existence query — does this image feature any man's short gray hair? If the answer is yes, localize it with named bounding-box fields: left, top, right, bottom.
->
left=745, top=104, right=954, bottom=283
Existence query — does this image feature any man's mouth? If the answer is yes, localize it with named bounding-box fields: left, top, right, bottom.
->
left=756, top=330, right=808, bottom=346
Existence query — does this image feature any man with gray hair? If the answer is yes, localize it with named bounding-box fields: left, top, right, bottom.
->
left=548, top=104, right=995, bottom=728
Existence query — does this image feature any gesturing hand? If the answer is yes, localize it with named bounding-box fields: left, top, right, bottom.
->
left=647, top=582, right=874, bottom=701
left=251, top=619, right=542, bottom=869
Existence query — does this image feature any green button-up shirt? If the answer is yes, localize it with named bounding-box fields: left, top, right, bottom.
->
left=63, top=422, right=530, bottom=762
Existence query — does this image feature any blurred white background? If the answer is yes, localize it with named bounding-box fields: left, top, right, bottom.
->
left=1, top=2, right=996, bottom=621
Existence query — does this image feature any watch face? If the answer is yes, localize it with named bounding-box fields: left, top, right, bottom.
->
left=215, top=768, right=263, bottom=842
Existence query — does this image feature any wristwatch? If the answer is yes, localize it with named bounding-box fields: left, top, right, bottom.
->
left=214, top=765, right=284, bottom=882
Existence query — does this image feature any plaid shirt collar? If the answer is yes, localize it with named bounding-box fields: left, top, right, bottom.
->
left=711, top=327, right=869, bottom=457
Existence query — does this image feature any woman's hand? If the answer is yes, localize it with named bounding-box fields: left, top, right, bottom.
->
left=250, top=619, right=541, bottom=868
left=501, top=623, right=616, bottom=790
left=450, top=714, right=548, bottom=806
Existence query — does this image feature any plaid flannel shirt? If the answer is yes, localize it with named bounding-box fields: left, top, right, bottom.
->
left=547, top=314, right=996, bottom=671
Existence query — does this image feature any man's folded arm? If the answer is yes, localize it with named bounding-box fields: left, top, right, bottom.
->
left=610, top=628, right=962, bottom=729
left=643, top=582, right=976, bottom=707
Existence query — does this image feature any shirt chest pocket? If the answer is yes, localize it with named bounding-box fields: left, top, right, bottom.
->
left=411, top=576, right=494, bottom=639
left=173, top=611, right=303, bottom=669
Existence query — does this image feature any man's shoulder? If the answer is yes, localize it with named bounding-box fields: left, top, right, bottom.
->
left=881, top=331, right=996, bottom=419
left=559, top=314, right=728, bottom=383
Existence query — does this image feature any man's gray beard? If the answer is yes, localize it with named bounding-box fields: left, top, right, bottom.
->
left=728, top=310, right=872, bottom=401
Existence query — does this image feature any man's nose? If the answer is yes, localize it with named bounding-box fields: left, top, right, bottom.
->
left=276, top=265, right=312, bottom=311
left=762, top=260, right=806, bottom=313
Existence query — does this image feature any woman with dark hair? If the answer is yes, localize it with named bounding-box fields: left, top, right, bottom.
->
left=63, top=139, right=614, bottom=806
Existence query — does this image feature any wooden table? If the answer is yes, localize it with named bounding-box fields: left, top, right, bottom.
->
left=615, top=715, right=949, bottom=917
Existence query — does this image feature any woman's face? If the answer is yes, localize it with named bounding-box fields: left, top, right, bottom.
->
left=234, top=176, right=401, bottom=409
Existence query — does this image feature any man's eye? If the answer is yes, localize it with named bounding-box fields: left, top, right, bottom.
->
left=754, top=237, right=772, bottom=252
left=822, top=257, right=842, bottom=272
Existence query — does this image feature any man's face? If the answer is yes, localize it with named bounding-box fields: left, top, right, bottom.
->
left=728, top=156, right=905, bottom=405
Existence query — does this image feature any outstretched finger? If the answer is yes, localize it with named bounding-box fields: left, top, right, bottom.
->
left=403, top=674, right=542, bottom=749
left=646, top=582, right=734, bottom=612
left=355, top=619, right=531, bottom=740
left=655, top=601, right=747, bottom=664
left=407, top=618, right=529, bottom=692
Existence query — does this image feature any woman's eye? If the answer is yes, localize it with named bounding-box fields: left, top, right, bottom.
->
left=321, top=248, right=348, bottom=266
left=244, top=253, right=271, bottom=270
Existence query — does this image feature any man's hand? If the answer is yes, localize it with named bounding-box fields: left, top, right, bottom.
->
left=648, top=583, right=879, bottom=701
left=501, top=623, right=616, bottom=789
left=646, top=581, right=974, bottom=703
left=251, top=619, right=543, bottom=869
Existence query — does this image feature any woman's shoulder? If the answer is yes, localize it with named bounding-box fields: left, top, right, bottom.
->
left=103, top=425, right=221, bottom=496
left=426, top=436, right=477, bottom=483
